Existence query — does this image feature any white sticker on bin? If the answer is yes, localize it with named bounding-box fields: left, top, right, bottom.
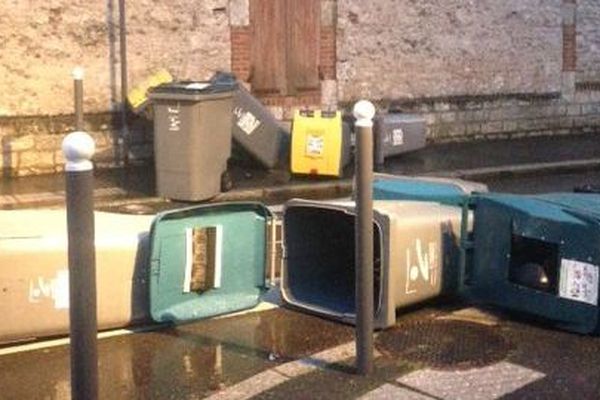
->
left=559, top=258, right=599, bottom=306
left=306, top=135, right=324, bottom=157
left=184, top=82, right=210, bottom=90
left=235, top=108, right=261, bottom=135
left=392, top=128, right=404, bottom=146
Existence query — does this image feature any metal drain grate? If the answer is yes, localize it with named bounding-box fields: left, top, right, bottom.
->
left=375, top=319, right=511, bottom=370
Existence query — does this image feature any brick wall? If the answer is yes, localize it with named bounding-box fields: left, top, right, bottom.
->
left=320, top=27, right=337, bottom=80
left=230, top=26, right=251, bottom=82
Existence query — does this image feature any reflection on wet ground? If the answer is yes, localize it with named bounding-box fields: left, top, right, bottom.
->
left=0, top=308, right=353, bottom=399
left=1, top=306, right=600, bottom=399
left=253, top=308, right=600, bottom=400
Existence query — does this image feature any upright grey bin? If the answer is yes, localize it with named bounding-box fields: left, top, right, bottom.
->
left=373, top=114, right=426, bottom=166
left=150, top=81, right=235, bottom=201
left=232, top=86, right=287, bottom=168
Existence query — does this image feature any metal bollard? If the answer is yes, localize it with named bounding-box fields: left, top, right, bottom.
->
left=63, top=68, right=98, bottom=400
left=73, top=67, right=84, bottom=132
left=118, top=0, right=129, bottom=166
left=353, top=100, right=376, bottom=375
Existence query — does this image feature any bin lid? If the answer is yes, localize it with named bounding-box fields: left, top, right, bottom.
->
left=148, top=80, right=236, bottom=102
left=149, top=202, right=271, bottom=323
left=466, top=192, right=600, bottom=334
left=372, top=174, right=488, bottom=206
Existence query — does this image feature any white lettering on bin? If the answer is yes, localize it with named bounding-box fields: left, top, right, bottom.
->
left=28, top=269, right=70, bottom=309
left=405, top=239, right=438, bottom=294
left=168, top=106, right=181, bottom=132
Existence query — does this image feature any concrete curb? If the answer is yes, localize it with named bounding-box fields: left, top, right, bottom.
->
left=216, top=158, right=600, bottom=203
left=436, top=158, right=600, bottom=180
left=3, top=158, right=600, bottom=209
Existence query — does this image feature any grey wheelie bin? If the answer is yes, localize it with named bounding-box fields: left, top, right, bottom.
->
left=232, top=86, right=287, bottom=169
left=373, top=114, right=426, bottom=167
left=149, top=81, right=236, bottom=201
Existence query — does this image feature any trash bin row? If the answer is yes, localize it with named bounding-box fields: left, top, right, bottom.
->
left=149, top=176, right=600, bottom=334
left=149, top=76, right=427, bottom=202
left=2, top=177, right=600, bottom=344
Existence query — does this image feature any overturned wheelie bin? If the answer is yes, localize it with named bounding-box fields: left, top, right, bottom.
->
left=281, top=199, right=464, bottom=328
left=461, top=193, right=600, bottom=334
left=148, top=177, right=476, bottom=329
left=148, top=199, right=463, bottom=329
left=148, top=175, right=600, bottom=335
left=373, top=174, right=600, bottom=334
left=0, top=210, right=153, bottom=344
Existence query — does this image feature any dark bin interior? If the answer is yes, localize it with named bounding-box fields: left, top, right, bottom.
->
left=508, top=234, right=560, bottom=294
left=284, top=206, right=382, bottom=317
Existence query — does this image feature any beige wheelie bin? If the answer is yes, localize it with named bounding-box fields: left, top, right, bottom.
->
left=0, top=209, right=153, bottom=344
left=281, top=199, right=465, bottom=329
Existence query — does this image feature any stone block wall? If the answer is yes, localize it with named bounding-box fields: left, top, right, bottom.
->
left=0, top=0, right=230, bottom=176
left=2, top=0, right=600, bottom=176
left=337, top=0, right=600, bottom=142
left=337, top=0, right=563, bottom=100
left=0, top=0, right=230, bottom=117
left=1, top=113, right=115, bottom=176
left=577, top=0, right=600, bottom=83
left=371, top=91, right=600, bottom=143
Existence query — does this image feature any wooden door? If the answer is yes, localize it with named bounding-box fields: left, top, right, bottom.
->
left=250, top=0, right=321, bottom=96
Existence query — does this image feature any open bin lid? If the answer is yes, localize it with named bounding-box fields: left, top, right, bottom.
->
left=149, top=202, right=271, bottom=323
left=464, top=192, right=600, bottom=334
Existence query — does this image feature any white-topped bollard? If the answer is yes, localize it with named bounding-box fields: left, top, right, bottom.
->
left=353, top=100, right=376, bottom=375
left=63, top=131, right=95, bottom=172
left=63, top=74, right=98, bottom=400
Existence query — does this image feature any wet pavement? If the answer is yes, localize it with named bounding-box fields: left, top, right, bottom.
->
left=379, top=133, right=600, bottom=176
left=3, top=134, right=600, bottom=398
left=3, top=133, right=600, bottom=210
left=2, top=305, right=600, bottom=399
left=483, top=168, right=600, bottom=194
left=0, top=308, right=355, bottom=399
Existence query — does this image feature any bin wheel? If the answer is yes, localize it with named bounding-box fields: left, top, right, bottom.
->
left=221, top=171, right=233, bottom=192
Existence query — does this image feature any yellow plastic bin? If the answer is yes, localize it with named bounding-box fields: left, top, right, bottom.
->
left=290, top=110, right=350, bottom=177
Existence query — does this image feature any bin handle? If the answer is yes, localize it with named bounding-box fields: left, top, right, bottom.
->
left=266, top=217, right=282, bottom=287
left=458, top=198, right=476, bottom=290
